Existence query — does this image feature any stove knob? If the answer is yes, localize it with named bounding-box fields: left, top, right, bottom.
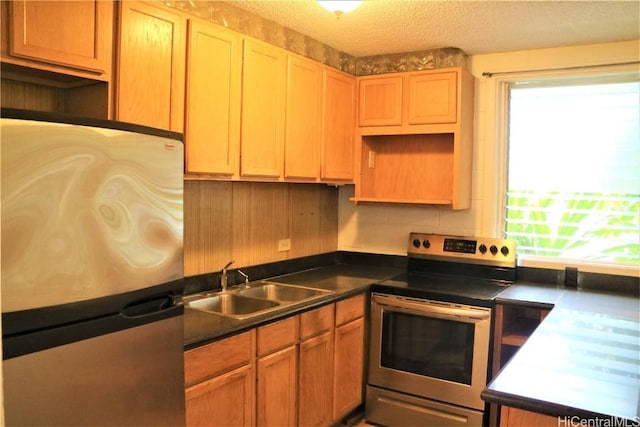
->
left=479, top=244, right=487, bottom=254
left=422, top=239, right=431, bottom=249
left=490, top=245, right=498, bottom=255
left=412, top=239, right=421, bottom=248
left=501, top=246, right=510, bottom=257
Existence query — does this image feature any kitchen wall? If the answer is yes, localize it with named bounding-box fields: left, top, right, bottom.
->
left=184, top=181, right=338, bottom=276
left=338, top=39, right=640, bottom=257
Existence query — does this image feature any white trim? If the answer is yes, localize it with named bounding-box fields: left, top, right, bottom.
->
left=493, top=63, right=640, bottom=276
left=518, top=256, right=640, bottom=278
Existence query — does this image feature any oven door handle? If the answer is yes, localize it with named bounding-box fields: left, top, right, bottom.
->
left=372, top=295, right=490, bottom=322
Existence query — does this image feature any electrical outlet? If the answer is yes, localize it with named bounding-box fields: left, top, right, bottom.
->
left=278, top=238, right=291, bottom=252
left=368, top=150, right=376, bottom=168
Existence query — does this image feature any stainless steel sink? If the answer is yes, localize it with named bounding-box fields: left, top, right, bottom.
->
left=185, top=282, right=334, bottom=320
left=238, top=282, right=331, bottom=302
left=187, top=294, right=279, bottom=319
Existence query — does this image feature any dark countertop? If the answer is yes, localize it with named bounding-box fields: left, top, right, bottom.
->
left=183, top=264, right=402, bottom=350
left=483, top=283, right=640, bottom=422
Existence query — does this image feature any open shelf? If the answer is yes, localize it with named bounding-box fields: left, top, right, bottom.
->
left=354, top=133, right=455, bottom=204
left=493, top=304, right=551, bottom=374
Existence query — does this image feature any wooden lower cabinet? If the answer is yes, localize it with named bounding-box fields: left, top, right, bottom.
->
left=333, top=316, right=365, bottom=422
left=184, top=330, right=256, bottom=427
left=257, top=346, right=298, bottom=426
left=256, top=317, right=298, bottom=426
left=184, top=294, right=366, bottom=427
left=299, top=303, right=334, bottom=427
left=186, top=364, right=255, bottom=426
left=298, top=332, right=333, bottom=426
left=500, top=406, right=557, bottom=427
left=333, top=294, right=366, bottom=422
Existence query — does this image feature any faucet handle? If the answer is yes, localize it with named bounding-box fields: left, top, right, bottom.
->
left=237, top=270, right=249, bottom=288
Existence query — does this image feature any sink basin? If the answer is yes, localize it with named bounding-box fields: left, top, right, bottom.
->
left=238, top=283, right=331, bottom=302
left=187, top=294, right=279, bottom=319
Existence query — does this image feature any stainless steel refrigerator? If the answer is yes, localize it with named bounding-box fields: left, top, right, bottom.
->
left=1, top=108, right=186, bottom=426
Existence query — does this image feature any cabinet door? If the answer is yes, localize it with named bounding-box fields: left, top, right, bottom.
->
left=241, top=38, right=286, bottom=178
left=333, top=316, right=365, bottom=422
left=8, top=0, right=112, bottom=74
left=299, top=331, right=333, bottom=427
left=184, top=331, right=254, bottom=387
left=257, top=346, right=297, bottom=426
left=284, top=55, right=322, bottom=180
left=407, top=71, right=457, bottom=124
left=358, top=76, right=403, bottom=126
left=500, top=406, right=558, bottom=427
left=321, top=68, right=356, bottom=181
left=117, top=2, right=185, bottom=131
left=185, top=20, right=240, bottom=175
left=185, top=364, right=255, bottom=427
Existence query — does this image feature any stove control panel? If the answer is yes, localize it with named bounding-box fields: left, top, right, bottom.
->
left=408, top=233, right=516, bottom=267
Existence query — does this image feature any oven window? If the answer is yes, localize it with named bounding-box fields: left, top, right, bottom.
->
left=380, top=310, right=475, bottom=385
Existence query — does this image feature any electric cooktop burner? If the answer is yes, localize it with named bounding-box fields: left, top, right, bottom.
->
left=372, top=233, right=517, bottom=307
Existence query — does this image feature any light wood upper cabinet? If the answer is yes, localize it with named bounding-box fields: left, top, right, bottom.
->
left=241, top=38, right=287, bottom=178
left=185, top=19, right=241, bottom=176
left=353, top=67, right=474, bottom=209
left=358, top=69, right=459, bottom=128
left=284, top=54, right=323, bottom=180
left=116, top=1, right=186, bottom=131
left=3, top=0, right=113, bottom=77
left=321, top=68, right=356, bottom=182
left=358, top=76, right=403, bottom=126
left=407, top=71, right=457, bottom=124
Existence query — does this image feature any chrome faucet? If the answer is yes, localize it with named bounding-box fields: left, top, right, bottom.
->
left=220, top=260, right=235, bottom=292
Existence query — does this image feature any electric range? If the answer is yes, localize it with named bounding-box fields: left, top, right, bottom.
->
left=371, top=232, right=517, bottom=307
left=365, top=232, right=517, bottom=427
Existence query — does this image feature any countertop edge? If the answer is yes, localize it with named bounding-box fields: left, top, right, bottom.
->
left=480, top=388, right=631, bottom=422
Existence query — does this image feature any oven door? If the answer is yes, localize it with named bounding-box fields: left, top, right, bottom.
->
left=368, top=293, right=491, bottom=411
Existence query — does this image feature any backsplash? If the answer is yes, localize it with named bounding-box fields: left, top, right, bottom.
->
left=183, top=181, right=338, bottom=276
left=159, top=1, right=468, bottom=74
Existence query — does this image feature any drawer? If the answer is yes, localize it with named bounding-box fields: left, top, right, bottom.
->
left=335, top=294, right=365, bottom=326
left=300, top=304, right=334, bottom=340
left=257, top=315, right=299, bottom=357
left=184, top=330, right=255, bottom=387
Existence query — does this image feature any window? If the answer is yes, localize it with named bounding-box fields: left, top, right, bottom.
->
left=505, top=74, right=639, bottom=266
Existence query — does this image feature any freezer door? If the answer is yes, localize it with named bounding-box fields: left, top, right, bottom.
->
left=3, top=315, right=185, bottom=426
left=1, top=116, right=184, bottom=312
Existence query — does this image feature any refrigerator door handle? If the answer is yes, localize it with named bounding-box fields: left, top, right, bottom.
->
left=121, top=295, right=177, bottom=318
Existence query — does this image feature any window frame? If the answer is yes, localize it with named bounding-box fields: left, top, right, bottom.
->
left=493, top=64, right=640, bottom=276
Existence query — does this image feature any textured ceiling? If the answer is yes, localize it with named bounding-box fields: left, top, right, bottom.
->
left=224, top=0, right=640, bottom=56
